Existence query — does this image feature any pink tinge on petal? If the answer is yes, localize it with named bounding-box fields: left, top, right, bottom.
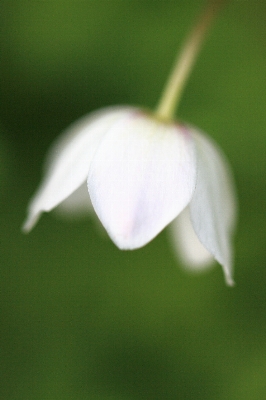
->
left=88, top=113, right=197, bottom=249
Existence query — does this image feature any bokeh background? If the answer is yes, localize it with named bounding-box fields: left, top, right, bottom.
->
left=1, top=0, right=266, bottom=399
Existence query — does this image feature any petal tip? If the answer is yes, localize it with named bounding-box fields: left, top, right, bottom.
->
left=225, top=274, right=235, bottom=287
left=21, top=212, right=41, bottom=233
left=109, top=232, right=138, bottom=251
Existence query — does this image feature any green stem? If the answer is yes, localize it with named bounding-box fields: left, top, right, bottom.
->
left=155, top=0, right=227, bottom=121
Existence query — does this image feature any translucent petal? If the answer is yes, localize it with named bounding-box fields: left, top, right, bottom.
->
left=88, top=113, right=197, bottom=249
left=54, top=182, right=106, bottom=237
left=189, top=130, right=237, bottom=286
left=170, top=207, right=214, bottom=270
left=23, top=106, right=135, bottom=231
left=54, top=182, right=93, bottom=219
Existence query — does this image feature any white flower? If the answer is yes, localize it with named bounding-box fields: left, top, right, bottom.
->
left=23, top=0, right=238, bottom=285
left=23, top=106, right=236, bottom=285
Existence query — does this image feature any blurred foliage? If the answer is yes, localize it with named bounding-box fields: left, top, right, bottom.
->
left=1, top=1, right=266, bottom=399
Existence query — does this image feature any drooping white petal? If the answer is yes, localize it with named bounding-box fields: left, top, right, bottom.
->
left=54, top=182, right=93, bottom=219
left=189, top=129, right=237, bottom=286
left=23, top=107, right=135, bottom=232
left=170, top=207, right=214, bottom=270
left=88, top=113, right=197, bottom=249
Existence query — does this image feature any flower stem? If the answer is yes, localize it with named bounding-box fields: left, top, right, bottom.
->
left=155, top=0, right=227, bottom=121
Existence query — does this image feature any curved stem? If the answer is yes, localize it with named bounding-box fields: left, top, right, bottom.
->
left=155, top=0, right=227, bottom=121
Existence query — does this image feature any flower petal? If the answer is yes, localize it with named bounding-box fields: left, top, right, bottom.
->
left=23, top=106, right=135, bottom=232
left=170, top=207, right=214, bottom=270
left=54, top=182, right=107, bottom=237
left=54, top=182, right=93, bottom=219
left=189, top=130, right=237, bottom=286
left=88, top=113, right=197, bottom=249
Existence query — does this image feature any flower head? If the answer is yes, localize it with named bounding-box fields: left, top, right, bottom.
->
left=23, top=0, right=237, bottom=285
left=23, top=107, right=236, bottom=285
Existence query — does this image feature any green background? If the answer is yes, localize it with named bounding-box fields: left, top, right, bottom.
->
left=1, top=1, right=266, bottom=399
